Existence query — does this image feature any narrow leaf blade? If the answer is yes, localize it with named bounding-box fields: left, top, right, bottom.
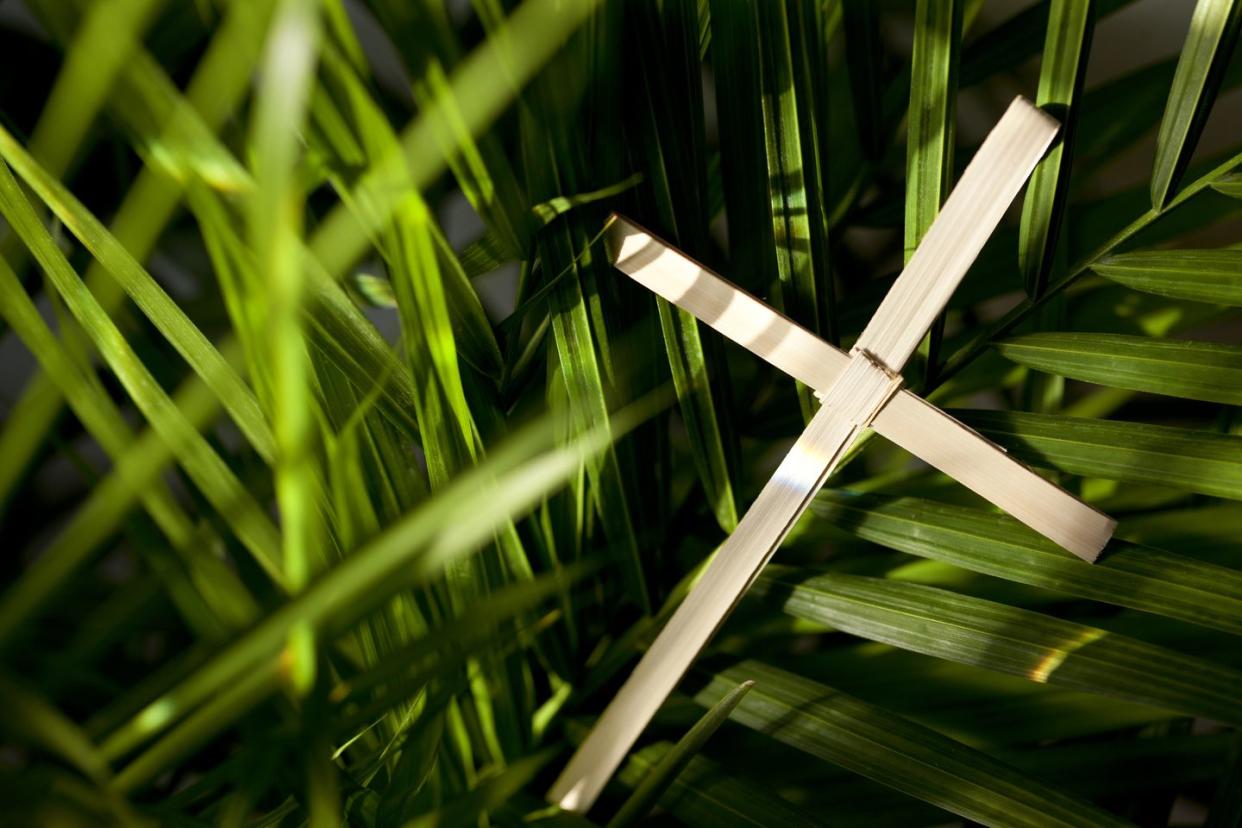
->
left=752, top=568, right=1242, bottom=724
left=695, top=660, right=1132, bottom=827
left=997, top=332, right=1242, bottom=404
left=1151, top=0, right=1242, bottom=207
left=606, top=681, right=754, bottom=828
left=1092, top=249, right=1242, bottom=305
left=812, top=491, right=1242, bottom=636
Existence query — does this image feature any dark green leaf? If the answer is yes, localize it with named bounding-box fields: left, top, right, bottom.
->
left=0, top=674, right=112, bottom=784
left=1092, top=249, right=1242, bottom=305
left=623, top=1, right=739, bottom=532
left=996, top=332, right=1242, bottom=404
left=753, top=567, right=1242, bottom=724
left=812, top=492, right=1242, bottom=635
left=754, top=1, right=831, bottom=342
left=615, top=740, right=819, bottom=828
left=904, top=0, right=961, bottom=263
left=695, top=660, right=1131, bottom=827
left=407, top=751, right=554, bottom=828
left=954, top=409, right=1242, bottom=500
left=841, top=0, right=884, bottom=162
left=607, top=681, right=753, bottom=828
left=1207, top=734, right=1242, bottom=828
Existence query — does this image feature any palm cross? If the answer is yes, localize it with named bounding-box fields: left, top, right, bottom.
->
left=550, top=97, right=1117, bottom=813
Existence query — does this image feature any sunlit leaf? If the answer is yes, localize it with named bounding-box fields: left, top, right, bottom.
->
left=0, top=159, right=285, bottom=586
left=0, top=0, right=276, bottom=509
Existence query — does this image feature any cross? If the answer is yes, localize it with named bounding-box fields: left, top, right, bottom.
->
left=548, top=97, right=1117, bottom=813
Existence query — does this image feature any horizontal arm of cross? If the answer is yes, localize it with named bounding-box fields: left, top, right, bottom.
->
left=606, top=214, right=1115, bottom=561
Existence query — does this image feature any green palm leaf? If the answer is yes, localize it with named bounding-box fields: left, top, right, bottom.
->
left=813, top=492, right=1242, bottom=635
left=997, top=332, right=1242, bottom=404
left=1018, top=0, right=1094, bottom=297
left=615, top=739, right=820, bottom=828
left=694, top=660, right=1131, bottom=827
left=956, top=409, right=1242, bottom=500
left=1092, top=249, right=1242, bottom=305
left=0, top=158, right=285, bottom=585
left=752, top=567, right=1242, bottom=723
left=1150, top=0, right=1242, bottom=207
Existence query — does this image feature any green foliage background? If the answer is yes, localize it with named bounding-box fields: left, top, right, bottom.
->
left=0, top=0, right=1240, bottom=825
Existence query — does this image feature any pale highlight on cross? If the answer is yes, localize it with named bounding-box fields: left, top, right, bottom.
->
left=548, top=97, right=1117, bottom=815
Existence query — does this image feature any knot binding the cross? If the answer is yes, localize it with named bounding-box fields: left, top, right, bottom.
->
left=549, top=96, right=1116, bottom=816
left=820, top=348, right=904, bottom=430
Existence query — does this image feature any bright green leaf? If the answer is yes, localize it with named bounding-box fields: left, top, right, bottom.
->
left=1151, top=0, right=1242, bottom=207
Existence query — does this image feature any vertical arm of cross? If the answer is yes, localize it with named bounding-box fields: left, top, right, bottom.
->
left=853, top=99, right=1059, bottom=369
left=548, top=97, right=1064, bottom=814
